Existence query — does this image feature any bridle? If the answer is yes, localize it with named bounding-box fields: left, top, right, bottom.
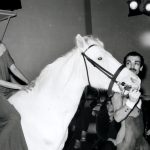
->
left=81, top=44, right=130, bottom=97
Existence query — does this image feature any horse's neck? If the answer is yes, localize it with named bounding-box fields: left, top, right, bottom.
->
left=35, top=49, right=88, bottom=103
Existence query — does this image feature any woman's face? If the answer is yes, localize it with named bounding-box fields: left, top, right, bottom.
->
left=100, top=96, right=105, bottom=103
left=106, top=101, right=114, bottom=113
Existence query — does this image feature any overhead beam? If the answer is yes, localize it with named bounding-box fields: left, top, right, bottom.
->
left=84, top=0, right=92, bottom=35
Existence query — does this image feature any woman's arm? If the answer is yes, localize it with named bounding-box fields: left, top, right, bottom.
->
left=9, top=64, right=29, bottom=84
left=0, top=80, right=23, bottom=90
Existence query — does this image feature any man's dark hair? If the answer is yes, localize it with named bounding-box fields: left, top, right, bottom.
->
left=123, top=51, right=146, bottom=79
left=123, top=51, right=144, bottom=67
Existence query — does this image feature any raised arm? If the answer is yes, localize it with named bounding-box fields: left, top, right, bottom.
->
left=0, top=79, right=23, bottom=90
left=9, top=64, right=29, bottom=84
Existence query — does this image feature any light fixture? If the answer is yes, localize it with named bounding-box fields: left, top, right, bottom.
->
left=127, top=0, right=150, bottom=16
left=129, top=1, right=139, bottom=9
left=143, top=0, right=150, bottom=15
left=127, top=0, right=142, bottom=16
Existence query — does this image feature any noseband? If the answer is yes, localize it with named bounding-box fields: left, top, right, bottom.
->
left=81, top=44, right=126, bottom=97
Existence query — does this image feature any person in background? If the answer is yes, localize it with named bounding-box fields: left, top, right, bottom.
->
left=123, top=51, right=150, bottom=143
left=111, top=51, right=150, bottom=150
left=63, top=86, right=99, bottom=150
left=95, top=51, right=149, bottom=150
left=95, top=91, right=121, bottom=150
left=0, top=41, right=30, bottom=150
left=73, top=86, right=99, bottom=149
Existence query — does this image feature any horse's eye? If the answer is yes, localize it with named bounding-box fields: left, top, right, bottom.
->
left=98, top=57, right=102, bottom=60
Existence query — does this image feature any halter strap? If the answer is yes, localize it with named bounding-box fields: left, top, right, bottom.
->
left=84, top=44, right=96, bottom=53
left=82, top=52, right=114, bottom=80
left=107, top=65, right=125, bottom=97
left=82, top=53, right=91, bottom=86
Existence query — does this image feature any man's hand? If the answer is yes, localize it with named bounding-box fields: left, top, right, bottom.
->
left=125, top=89, right=141, bottom=109
left=128, top=89, right=141, bottom=103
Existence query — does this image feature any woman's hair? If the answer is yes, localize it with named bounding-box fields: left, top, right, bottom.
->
left=99, top=89, right=110, bottom=106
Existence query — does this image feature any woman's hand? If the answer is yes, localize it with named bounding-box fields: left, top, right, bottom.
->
left=146, top=129, right=150, bottom=136
left=107, top=138, right=117, bottom=146
left=21, top=81, right=35, bottom=92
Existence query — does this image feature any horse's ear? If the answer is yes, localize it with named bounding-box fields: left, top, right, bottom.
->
left=75, top=34, right=86, bottom=50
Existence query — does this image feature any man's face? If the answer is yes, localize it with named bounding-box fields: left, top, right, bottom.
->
left=125, top=55, right=143, bottom=75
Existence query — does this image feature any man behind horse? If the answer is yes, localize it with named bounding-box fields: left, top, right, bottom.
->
left=112, top=51, right=150, bottom=150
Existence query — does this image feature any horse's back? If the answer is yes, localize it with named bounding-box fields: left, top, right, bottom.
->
left=8, top=88, right=75, bottom=150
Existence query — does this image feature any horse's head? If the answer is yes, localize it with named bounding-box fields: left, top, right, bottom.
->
left=76, top=34, right=141, bottom=95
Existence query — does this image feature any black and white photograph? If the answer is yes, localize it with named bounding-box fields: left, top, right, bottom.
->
left=0, top=0, right=150, bottom=150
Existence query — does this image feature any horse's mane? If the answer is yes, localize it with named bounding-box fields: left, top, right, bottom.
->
left=82, top=35, right=104, bottom=48
left=35, top=35, right=104, bottom=88
left=99, top=89, right=108, bottom=95
left=34, top=47, right=82, bottom=93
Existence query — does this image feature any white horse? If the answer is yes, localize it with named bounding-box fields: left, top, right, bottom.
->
left=8, top=34, right=141, bottom=150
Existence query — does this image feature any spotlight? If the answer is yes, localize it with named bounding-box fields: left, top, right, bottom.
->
left=145, top=3, right=150, bottom=11
left=143, top=0, right=150, bottom=16
left=130, top=1, right=138, bottom=9
left=127, top=0, right=142, bottom=16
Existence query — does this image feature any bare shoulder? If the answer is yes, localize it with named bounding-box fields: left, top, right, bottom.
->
left=0, top=43, right=6, bottom=56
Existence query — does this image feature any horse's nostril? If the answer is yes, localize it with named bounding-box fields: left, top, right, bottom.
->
left=121, top=82, right=125, bottom=86
left=124, top=85, right=132, bottom=91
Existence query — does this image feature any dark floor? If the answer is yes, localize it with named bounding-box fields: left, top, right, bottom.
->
left=63, top=101, right=150, bottom=150
left=63, top=132, right=150, bottom=150
left=63, top=133, right=99, bottom=150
